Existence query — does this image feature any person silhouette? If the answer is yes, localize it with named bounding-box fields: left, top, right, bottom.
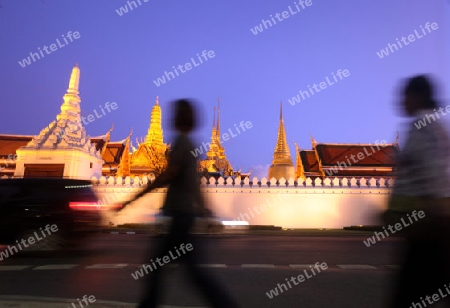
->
left=121, top=98, right=240, bottom=308
left=386, top=75, right=450, bottom=308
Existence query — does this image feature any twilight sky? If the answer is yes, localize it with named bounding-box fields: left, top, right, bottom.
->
left=0, top=0, right=449, bottom=178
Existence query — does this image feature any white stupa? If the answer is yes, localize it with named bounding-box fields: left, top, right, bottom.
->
left=14, top=64, right=103, bottom=179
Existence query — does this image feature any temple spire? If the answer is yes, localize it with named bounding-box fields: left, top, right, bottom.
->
left=67, top=63, right=80, bottom=95
left=274, top=101, right=291, bottom=157
left=279, top=100, right=282, bottom=120
left=20, top=64, right=101, bottom=167
left=217, top=97, right=221, bottom=137
left=145, top=96, right=164, bottom=147
left=268, top=101, right=295, bottom=180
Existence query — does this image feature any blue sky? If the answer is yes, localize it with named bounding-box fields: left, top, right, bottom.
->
left=0, top=0, right=449, bottom=178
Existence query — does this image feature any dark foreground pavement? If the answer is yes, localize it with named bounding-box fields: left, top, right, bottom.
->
left=0, top=231, right=403, bottom=308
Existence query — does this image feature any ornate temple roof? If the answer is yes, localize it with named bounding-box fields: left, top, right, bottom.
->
left=199, top=98, right=235, bottom=176
left=315, top=143, right=398, bottom=167
left=102, top=140, right=127, bottom=165
left=299, top=150, right=321, bottom=173
left=20, top=65, right=101, bottom=159
left=295, top=139, right=400, bottom=178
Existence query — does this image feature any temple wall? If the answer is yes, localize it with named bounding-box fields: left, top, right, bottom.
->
left=92, top=176, right=393, bottom=228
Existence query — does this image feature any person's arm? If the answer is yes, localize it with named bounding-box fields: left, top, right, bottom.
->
left=119, top=164, right=181, bottom=209
left=120, top=138, right=185, bottom=209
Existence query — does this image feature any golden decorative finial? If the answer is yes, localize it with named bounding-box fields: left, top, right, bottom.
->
left=155, top=96, right=159, bottom=105
left=67, top=64, right=80, bottom=95
left=280, top=101, right=283, bottom=120
left=310, top=133, right=317, bottom=148
left=217, top=97, right=221, bottom=135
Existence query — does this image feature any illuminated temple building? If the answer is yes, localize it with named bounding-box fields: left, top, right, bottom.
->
left=0, top=65, right=243, bottom=179
left=198, top=99, right=235, bottom=177
left=0, top=65, right=171, bottom=179
left=268, top=103, right=400, bottom=180
left=268, top=102, right=295, bottom=180
left=0, top=64, right=399, bottom=180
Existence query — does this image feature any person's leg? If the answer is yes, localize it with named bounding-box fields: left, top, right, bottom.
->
left=182, top=232, right=240, bottom=308
left=139, top=215, right=194, bottom=308
left=391, top=215, right=443, bottom=308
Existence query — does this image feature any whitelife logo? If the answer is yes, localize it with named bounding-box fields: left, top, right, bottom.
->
left=191, top=121, right=253, bottom=157
left=376, top=22, right=439, bottom=59
left=115, top=0, right=149, bottom=16
left=250, top=0, right=313, bottom=35
left=0, top=154, right=17, bottom=172
left=325, top=140, right=387, bottom=176
left=363, top=210, right=425, bottom=247
left=414, top=105, right=450, bottom=129
left=18, top=31, right=81, bottom=68
left=266, top=262, right=328, bottom=299
left=232, top=193, right=290, bottom=226
left=288, top=69, right=350, bottom=106
left=131, top=243, right=193, bottom=280
left=153, top=50, right=216, bottom=87
left=68, top=295, right=96, bottom=308
left=0, top=224, right=58, bottom=260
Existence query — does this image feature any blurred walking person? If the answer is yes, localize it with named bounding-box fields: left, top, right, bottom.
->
left=122, top=98, right=240, bottom=308
left=386, top=75, right=450, bottom=307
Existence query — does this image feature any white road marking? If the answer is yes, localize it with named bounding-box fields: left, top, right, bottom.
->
left=289, top=264, right=314, bottom=268
left=241, top=264, right=275, bottom=268
left=33, top=264, right=78, bottom=270
left=0, top=263, right=394, bottom=271
left=0, top=265, right=31, bottom=271
left=337, top=264, right=377, bottom=270
left=85, top=264, right=128, bottom=269
left=197, top=264, right=227, bottom=268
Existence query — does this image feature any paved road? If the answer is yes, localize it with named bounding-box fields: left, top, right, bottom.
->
left=0, top=232, right=404, bottom=307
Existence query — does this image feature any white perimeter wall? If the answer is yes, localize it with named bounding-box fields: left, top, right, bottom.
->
left=93, top=176, right=393, bottom=228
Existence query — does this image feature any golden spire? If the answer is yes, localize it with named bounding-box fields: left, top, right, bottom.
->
left=145, top=96, right=164, bottom=148
left=216, top=97, right=226, bottom=158
left=216, top=97, right=221, bottom=138
left=294, top=142, right=305, bottom=180
left=212, top=106, right=217, bottom=136
left=67, top=63, right=80, bottom=95
left=273, top=101, right=292, bottom=162
left=206, top=105, right=220, bottom=159
left=117, top=129, right=133, bottom=177
left=268, top=101, right=294, bottom=180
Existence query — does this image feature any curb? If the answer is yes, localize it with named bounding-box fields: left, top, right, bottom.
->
left=0, top=295, right=206, bottom=308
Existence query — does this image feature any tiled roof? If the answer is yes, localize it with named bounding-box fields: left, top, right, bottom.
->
left=299, top=150, right=320, bottom=173
left=102, top=141, right=125, bottom=165
left=0, top=135, right=33, bottom=157
left=315, top=143, right=399, bottom=167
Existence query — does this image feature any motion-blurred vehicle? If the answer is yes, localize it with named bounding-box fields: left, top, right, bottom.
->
left=146, top=208, right=249, bottom=235
left=0, top=178, right=114, bottom=251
